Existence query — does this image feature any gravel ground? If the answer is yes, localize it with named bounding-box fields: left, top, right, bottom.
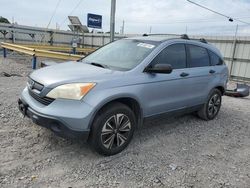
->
left=0, top=55, right=250, bottom=188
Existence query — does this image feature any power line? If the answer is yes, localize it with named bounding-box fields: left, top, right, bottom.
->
left=59, top=0, right=84, bottom=27
left=41, top=0, right=84, bottom=44
left=40, top=0, right=62, bottom=43
left=234, top=18, right=250, bottom=26
left=187, top=0, right=232, bottom=20
left=120, top=16, right=250, bottom=25
left=112, top=13, right=250, bottom=26
left=46, top=0, right=62, bottom=29
left=230, top=0, right=250, bottom=13
left=186, top=0, right=250, bottom=25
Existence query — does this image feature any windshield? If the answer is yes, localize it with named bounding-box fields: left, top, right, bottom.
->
left=81, top=39, right=158, bottom=71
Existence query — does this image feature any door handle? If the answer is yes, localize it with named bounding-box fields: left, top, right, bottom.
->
left=180, top=72, right=189, bottom=77
left=209, top=70, right=216, bottom=74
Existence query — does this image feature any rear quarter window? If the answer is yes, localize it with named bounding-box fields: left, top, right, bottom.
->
left=208, top=50, right=224, bottom=66
left=187, top=45, right=210, bottom=68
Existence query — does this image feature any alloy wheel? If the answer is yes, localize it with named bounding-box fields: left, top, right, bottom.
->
left=208, top=94, right=221, bottom=117
left=101, top=113, right=131, bottom=149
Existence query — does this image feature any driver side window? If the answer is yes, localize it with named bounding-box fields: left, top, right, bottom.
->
left=151, top=44, right=186, bottom=69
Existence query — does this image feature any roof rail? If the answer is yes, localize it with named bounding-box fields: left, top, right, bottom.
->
left=142, top=33, right=181, bottom=37
left=199, top=38, right=207, bottom=43
left=142, top=33, right=208, bottom=44
left=180, top=34, right=190, bottom=40
left=180, top=34, right=208, bottom=44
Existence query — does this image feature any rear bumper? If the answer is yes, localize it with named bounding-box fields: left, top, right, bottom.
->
left=18, top=98, right=90, bottom=141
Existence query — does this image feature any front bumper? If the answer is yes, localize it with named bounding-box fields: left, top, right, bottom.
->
left=18, top=98, right=90, bottom=140
left=18, top=87, right=95, bottom=141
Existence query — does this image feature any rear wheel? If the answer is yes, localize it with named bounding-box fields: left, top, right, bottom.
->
left=198, top=89, right=222, bottom=120
left=89, top=102, right=136, bottom=156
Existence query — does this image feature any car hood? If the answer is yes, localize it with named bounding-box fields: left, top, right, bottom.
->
left=30, top=62, right=124, bottom=88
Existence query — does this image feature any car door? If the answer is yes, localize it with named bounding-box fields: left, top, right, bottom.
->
left=183, top=44, right=214, bottom=106
left=141, top=43, right=193, bottom=117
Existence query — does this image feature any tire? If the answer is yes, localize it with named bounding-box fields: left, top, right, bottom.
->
left=198, top=89, right=222, bottom=121
left=89, top=102, right=136, bottom=156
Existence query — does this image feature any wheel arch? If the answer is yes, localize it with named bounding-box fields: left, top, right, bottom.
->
left=88, top=96, right=143, bottom=130
left=214, top=85, right=225, bottom=95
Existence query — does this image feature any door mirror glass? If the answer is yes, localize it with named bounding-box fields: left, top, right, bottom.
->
left=145, top=64, right=173, bottom=74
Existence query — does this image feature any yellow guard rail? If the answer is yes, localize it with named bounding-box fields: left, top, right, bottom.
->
left=1, top=42, right=84, bottom=69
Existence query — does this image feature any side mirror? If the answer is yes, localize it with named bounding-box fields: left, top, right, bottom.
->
left=144, top=64, right=173, bottom=74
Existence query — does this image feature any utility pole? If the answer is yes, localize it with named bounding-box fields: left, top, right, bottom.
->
left=229, top=24, right=238, bottom=76
left=110, top=0, right=116, bottom=42
left=122, top=20, right=125, bottom=35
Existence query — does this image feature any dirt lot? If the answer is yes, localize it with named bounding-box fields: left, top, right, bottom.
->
left=0, top=55, right=250, bottom=188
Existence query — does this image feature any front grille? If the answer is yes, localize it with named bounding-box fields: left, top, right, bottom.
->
left=28, top=89, right=55, bottom=106
left=27, top=78, right=44, bottom=91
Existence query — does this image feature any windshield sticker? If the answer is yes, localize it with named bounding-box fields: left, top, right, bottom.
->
left=137, top=43, right=155, bottom=49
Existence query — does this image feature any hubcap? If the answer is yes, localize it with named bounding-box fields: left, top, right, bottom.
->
left=101, top=113, right=131, bottom=149
left=208, top=94, right=221, bottom=117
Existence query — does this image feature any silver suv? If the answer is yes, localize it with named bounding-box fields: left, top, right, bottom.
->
left=18, top=35, right=229, bottom=155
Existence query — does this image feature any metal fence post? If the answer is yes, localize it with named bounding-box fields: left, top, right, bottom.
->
left=82, top=33, right=85, bottom=48
left=229, top=24, right=238, bottom=78
left=72, top=39, right=77, bottom=54
left=32, top=56, right=37, bottom=69
left=102, top=35, right=105, bottom=46
left=12, top=31, right=16, bottom=43
left=72, top=47, right=76, bottom=54
left=3, top=48, right=7, bottom=58
left=49, top=31, right=54, bottom=46
left=91, top=34, right=94, bottom=47
left=229, top=39, right=237, bottom=77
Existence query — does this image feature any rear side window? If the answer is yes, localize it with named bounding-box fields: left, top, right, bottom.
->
left=187, top=45, right=210, bottom=68
left=151, top=44, right=186, bottom=69
left=209, top=51, right=223, bottom=66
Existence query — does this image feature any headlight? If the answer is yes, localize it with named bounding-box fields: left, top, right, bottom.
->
left=46, top=83, right=96, bottom=100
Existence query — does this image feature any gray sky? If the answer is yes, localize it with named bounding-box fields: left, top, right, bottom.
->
left=1, top=0, right=250, bottom=35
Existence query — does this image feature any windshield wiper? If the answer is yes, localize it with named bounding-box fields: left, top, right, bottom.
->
left=90, top=62, right=109, bottom=69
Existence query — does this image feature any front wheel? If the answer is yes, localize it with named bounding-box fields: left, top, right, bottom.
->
left=198, top=89, right=222, bottom=120
left=89, top=102, right=136, bottom=156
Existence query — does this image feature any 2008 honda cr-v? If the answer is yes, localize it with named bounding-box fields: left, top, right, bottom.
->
left=18, top=35, right=228, bottom=155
